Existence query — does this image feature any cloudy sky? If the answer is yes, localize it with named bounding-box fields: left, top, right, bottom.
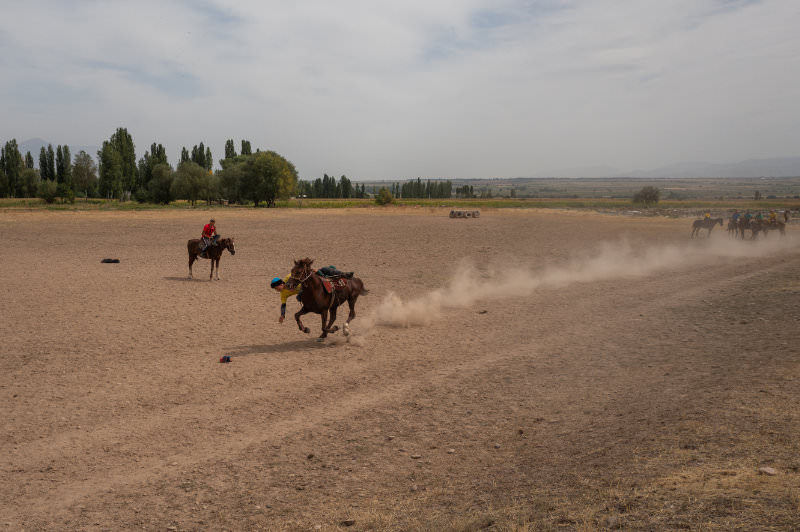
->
left=1, top=0, right=798, bottom=180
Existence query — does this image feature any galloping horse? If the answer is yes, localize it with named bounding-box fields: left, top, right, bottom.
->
left=187, top=237, right=236, bottom=280
left=691, top=217, right=723, bottom=238
left=285, top=258, right=368, bottom=339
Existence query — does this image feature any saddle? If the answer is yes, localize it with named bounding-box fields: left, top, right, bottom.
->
left=319, top=276, right=349, bottom=294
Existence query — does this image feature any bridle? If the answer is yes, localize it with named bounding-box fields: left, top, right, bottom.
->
left=290, top=264, right=315, bottom=285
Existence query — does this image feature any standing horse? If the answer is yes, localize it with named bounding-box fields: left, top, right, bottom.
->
left=285, top=258, right=368, bottom=339
left=727, top=218, right=740, bottom=238
left=691, top=217, right=723, bottom=238
left=187, top=237, right=236, bottom=280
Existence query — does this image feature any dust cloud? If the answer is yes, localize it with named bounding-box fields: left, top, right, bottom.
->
left=359, top=235, right=798, bottom=331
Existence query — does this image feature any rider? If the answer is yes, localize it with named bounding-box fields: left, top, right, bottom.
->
left=704, top=210, right=711, bottom=220
left=731, top=210, right=740, bottom=223
left=271, top=276, right=300, bottom=324
left=768, top=209, right=777, bottom=224
left=317, top=265, right=353, bottom=278
left=201, top=218, right=217, bottom=253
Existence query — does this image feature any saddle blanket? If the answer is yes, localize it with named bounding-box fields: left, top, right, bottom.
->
left=321, top=277, right=349, bottom=293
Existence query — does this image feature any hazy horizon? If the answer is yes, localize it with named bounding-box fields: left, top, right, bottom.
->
left=2, top=1, right=799, bottom=181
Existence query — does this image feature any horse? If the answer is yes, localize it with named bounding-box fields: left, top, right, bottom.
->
left=760, top=220, right=786, bottom=238
left=737, top=217, right=754, bottom=239
left=691, top=217, right=723, bottom=238
left=285, top=258, right=368, bottom=339
left=187, top=237, right=236, bottom=280
left=726, top=218, right=739, bottom=238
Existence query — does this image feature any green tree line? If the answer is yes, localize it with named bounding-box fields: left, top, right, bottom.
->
left=0, top=133, right=304, bottom=206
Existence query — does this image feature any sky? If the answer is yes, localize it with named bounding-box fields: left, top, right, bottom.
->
left=1, top=0, right=799, bottom=180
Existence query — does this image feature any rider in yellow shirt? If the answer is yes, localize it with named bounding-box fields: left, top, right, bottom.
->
left=271, top=276, right=299, bottom=323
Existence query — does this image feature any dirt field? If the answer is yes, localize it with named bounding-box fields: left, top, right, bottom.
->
left=2, top=207, right=799, bottom=531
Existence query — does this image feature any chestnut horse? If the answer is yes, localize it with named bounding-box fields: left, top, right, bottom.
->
left=187, top=237, right=236, bottom=280
left=285, top=258, right=368, bottom=338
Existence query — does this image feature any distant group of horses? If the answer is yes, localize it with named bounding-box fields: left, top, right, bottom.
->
left=690, top=211, right=790, bottom=239
left=186, top=236, right=367, bottom=339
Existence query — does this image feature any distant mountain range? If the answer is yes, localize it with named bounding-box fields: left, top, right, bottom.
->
left=534, top=157, right=800, bottom=179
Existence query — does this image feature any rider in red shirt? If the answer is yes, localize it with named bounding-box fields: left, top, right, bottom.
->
left=201, top=218, right=217, bottom=252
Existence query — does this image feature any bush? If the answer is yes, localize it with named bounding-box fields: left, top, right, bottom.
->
left=133, top=188, right=149, bottom=203
left=375, top=187, right=393, bottom=205
left=38, top=179, right=58, bottom=203
left=632, top=186, right=660, bottom=207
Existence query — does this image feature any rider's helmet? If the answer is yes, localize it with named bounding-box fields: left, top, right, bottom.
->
left=270, top=277, right=283, bottom=289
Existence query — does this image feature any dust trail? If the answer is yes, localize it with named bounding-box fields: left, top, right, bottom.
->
left=356, top=234, right=798, bottom=333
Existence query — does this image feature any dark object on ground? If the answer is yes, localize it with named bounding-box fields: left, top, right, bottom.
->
left=100, top=258, right=120, bottom=263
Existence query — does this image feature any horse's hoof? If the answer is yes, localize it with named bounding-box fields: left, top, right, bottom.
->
left=330, top=326, right=339, bottom=333
left=303, top=327, right=310, bottom=334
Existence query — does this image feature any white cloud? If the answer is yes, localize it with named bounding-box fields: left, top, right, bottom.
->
left=1, top=0, right=798, bottom=179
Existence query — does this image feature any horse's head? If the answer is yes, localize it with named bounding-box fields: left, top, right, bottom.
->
left=221, top=237, right=236, bottom=255
left=286, top=257, right=314, bottom=289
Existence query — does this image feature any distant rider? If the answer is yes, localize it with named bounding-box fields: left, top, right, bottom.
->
left=201, top=218, right=217, bottom=253
left=768, top=209, right=777, bottom=224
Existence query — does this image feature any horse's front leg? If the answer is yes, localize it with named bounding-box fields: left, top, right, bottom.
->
left=294, top=307, right=311, bottom=334
left=319, top=310, right=330, bottom=338
left=214, top=258, right=221, bottom=280
left=325, top=305, right=339, bottom=335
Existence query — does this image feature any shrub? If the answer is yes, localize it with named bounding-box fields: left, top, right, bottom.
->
left=38, top=179, right=58, bottom=203
left=375, top=187, right=393, bottom=205
left=632, top=186, right=660, bottom=207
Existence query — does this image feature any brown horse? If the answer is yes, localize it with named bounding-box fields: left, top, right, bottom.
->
left=691, top=217, right=723, bottom=238
left=285, top=258, right=368, bottom=339
left=759, top=220, right=786, bottom=238
left=187, top=237, right=236, bottom=280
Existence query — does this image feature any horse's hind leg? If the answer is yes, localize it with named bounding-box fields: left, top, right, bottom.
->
left=343, top=298, right=358, bottom=335
left=189, top=255, right=196, bottom=278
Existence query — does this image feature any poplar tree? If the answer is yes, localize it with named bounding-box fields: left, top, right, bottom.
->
left=46, top=144, right=55, bottom=184
left=224, top=139, right=237, bottom=159
left=39, top=147, right=49, bottom=181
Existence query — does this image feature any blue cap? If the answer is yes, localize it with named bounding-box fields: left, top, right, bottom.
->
left=270, top=277, right=283, bottom=288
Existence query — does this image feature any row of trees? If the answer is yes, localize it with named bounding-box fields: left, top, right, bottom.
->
left=392, top=178, right=453, bottom=199
left=0, top=132, right=301, bottom=206
left=296, top=174, right=368, bottom=199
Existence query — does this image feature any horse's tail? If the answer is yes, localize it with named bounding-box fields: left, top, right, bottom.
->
left=353, top=278, right=369, bottom=295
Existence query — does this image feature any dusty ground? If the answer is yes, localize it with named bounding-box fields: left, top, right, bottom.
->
left=1, top=207, right=799, bottom=531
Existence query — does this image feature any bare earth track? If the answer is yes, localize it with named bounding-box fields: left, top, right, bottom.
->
left=1, top=208, right=798, bottom=530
